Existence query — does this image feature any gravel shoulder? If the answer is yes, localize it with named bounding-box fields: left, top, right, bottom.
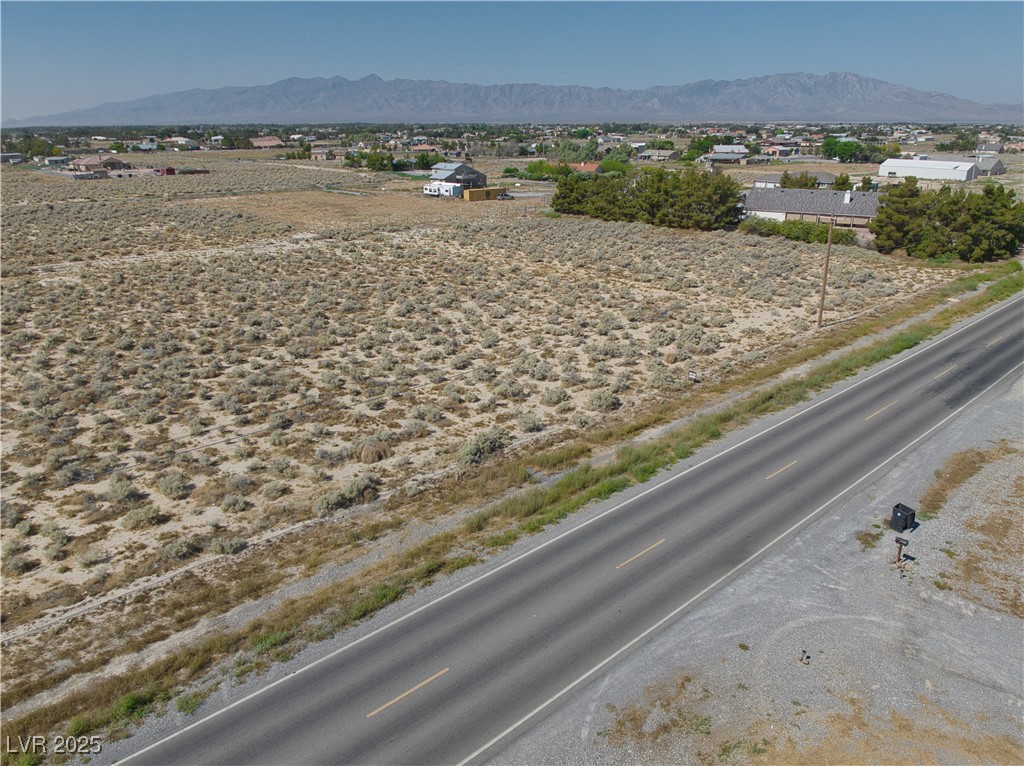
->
left=492, top=371, right=1023, bottom=764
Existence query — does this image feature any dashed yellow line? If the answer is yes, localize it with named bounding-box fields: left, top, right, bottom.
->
left=367, top=667, right=449, bottom=718
left=616, top=539, right=666, bottom=569
left=765, top=460, right=798, bottom=481
left=864, top=400, right=899, bottom=421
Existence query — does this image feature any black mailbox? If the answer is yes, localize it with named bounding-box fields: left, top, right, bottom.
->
left=890, top=503, right=916, bottom=532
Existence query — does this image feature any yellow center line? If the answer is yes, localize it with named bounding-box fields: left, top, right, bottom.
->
left=367, top=667, right=449, bottom=718
left=933, top=366, right=956, bottom=380
left=864, top=400, right=899, bottom=421
left=986, top=335, right=1004, bottom=348
left=764, top=460, right=798, bottom=481
left=616, top=538, right=666, bottom=569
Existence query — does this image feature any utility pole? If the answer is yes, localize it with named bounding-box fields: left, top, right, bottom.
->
left=816, top=217, right=835, bottom=329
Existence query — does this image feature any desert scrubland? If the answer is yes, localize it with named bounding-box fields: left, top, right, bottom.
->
left=0, top=156, right=965, bottom=725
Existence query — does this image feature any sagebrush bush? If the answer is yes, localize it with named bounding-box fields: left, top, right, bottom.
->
left=162, top=538, right=200, bottom=561
left=121, top=506, right=166, bottom=530
left=156, top=470, right=190, bottom=500
left=108, top=473, right=143, bottom=505
left=460, top=427, right=513, bottom=465
left=263, top=480, right=291, bottom=499
left=314, top=447, right=349, bottom=466
left=210, top=537, right=247, bottom=555
left=516, top=412, right=544, bottom=433
left=221, top=494, right=251, bottom=514
left=587, top=391, right=621, bottom=412
left=2, top=553, right=36, bottom=576
left=312, top=473, right=379, bottom=516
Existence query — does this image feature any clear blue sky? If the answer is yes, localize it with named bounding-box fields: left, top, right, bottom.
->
left=2, top=1, right=1022, bottom=121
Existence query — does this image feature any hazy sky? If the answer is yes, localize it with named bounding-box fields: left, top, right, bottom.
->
left=2, top=1, right=1022, bottom=121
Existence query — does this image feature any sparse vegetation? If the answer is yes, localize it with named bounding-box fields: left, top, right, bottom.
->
left=856, top=529, right=885, bottom=550
left=2, top=149, right=1021, bottom=755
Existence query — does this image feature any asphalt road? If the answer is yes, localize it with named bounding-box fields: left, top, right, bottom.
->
left=114, top=295, right=1023, bottom=766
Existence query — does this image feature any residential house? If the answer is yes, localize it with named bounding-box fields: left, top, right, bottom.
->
left=637, top=149, right=678, bottom=162
left=44, top=156, right=71, bottom=167
left=974, top=156, right=1006, bottom=176
left=878, top=158, right=976, bottom=182
left=752, top=172, right=835, bottom=189
left=166, top=137, right=199, bottom=150
left=69, top=155, right=129, bottom=172
left=566, top=162, right=602, bottom=173
left=976, top=142, right=1003, bottom=154
left=429, top=162, right=487, bottom=189
left=251, top=136, right=285, bottom=149
left=310, top=148, right=335, bottom=161
left=713, top=145, right=748, bottom=156
left=744, top=188, right=881, bottom=229
left=701, top=152, right=745, bottom=165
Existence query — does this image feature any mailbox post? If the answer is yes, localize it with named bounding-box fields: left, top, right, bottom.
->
left=894, top=536, right=910, bottom=564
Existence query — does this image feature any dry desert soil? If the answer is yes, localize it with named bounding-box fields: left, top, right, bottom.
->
left=1, top=152, right=1019, bottom=762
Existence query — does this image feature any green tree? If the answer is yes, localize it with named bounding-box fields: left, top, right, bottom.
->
left=833, top=173, right=853, bottom=191
left=869, top=178, right=925, bottom=254
left=554, top=138, right=599, bottom=163
left=550, top=172, right=590, bottom=214
left=365, top=151, right=393, bottom=171
left=646, top=139, right=675, bottom=151
left=869, top=178, right=1024, bottom=262
left=935, top=132, right=978, bottom=153
left=822, top=137, right=870, bottom=163
left=2, top=133, right=55, bottom=156
left=603, top=144, right=633, bottom=164
left=598, top=158, right=630, bottom=174
left=779, top=171, right=817, bottom=189
left=858, top=176, right=874, bottom=191
left=552, top=167, right=741, bottom=231
left=415, top=152, right=444, bottom=170
left=683, top=136, right=716, bottom=161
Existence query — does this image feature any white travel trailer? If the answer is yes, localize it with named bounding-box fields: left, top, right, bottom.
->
left=423, top=182, right=463, bottom=197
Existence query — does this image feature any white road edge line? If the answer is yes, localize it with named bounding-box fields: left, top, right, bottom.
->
left=456, top=360, right=1024, bottom=766
left=114, top=295, right=1022, bottom=765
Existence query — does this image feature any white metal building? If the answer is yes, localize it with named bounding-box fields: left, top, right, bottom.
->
left=878, top=158, right=977, bottom=182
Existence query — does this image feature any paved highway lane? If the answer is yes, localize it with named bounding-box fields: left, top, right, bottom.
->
left=114, top=295, right=1023, bottom=766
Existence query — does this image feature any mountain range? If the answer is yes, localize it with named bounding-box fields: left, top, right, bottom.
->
left=5, top=72, right=1022, bottom=127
